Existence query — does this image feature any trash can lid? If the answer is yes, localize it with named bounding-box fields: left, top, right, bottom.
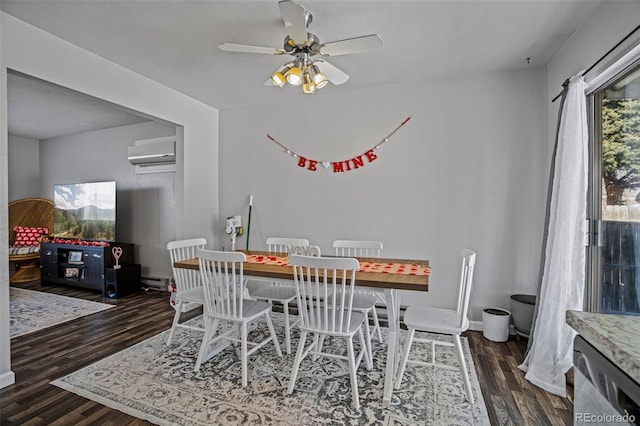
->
left=484, top=308, right=510, bottom=315
left=510, top=294, right=536, bottom=305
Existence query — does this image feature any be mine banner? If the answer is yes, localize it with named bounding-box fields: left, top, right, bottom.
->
left=266, top=116, right=411, bottom=173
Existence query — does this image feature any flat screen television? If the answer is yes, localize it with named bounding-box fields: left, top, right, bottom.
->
left=53, top=181, right=116, bottom=242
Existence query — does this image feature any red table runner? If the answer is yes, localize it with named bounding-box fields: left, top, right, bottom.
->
left=245, top=254, right=431, bottom=276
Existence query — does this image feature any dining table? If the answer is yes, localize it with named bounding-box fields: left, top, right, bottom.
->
left=174, top=249, right=431, bottom=408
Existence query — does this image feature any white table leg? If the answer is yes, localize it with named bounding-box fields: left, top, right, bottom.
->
left=382, top=288, right=400, bottom=408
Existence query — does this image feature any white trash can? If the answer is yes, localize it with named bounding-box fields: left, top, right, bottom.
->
left=482, top=308, right=511, bottom=342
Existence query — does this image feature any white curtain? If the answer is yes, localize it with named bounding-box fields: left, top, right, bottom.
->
left=519, top=73, right=588, bottom=397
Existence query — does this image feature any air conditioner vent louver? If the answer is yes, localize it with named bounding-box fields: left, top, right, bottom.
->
left=128, top=140, right=175, bottom=165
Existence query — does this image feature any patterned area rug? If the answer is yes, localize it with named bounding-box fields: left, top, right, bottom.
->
left=9, top=287, right=114, bottom=338
left=52, top=314, right=489, bottom=425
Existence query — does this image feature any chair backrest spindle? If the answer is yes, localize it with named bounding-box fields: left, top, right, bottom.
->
left=168, top=238, right=207, bottom=295
left=266, top=237, right=309, bottom=255
left=290, top=254, right=359, bottom=335
left=197, top=249, right=246, bottom=320
left=333, top=240, right=383, bottom=258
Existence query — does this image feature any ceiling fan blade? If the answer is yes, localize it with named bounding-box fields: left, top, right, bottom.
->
left=218, top=43, right=285, bottom=55
left=318, top=34, right=383, bottom=56
left=315, top=60, right=350, bottom=85
left=278, top=0, right=308, bottom=46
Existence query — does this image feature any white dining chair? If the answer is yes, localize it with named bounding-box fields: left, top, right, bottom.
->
left=194, top=249, right=282, bottom=387
left=166, top=238, right=207, bottom=345
left=246, top=237, right=310, bottom=354
left=265, top=237, right=310, bottom=255
left=287, top=254, right=370, bottom=410
left=333, top=240, right=384, bottom=366
left=394, top=249, right=477, bottom=403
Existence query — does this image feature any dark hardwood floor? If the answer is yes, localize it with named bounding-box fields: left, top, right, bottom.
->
left=1, top=281, right=573, bottom=425
left=467, top=331, right=573, bottom=425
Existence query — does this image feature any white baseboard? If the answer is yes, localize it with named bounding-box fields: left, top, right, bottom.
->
left=469, top=320, right=517, bottom=335
left=141, top=276, right=170, bottom=292
left=0, top=370, right=16, bottom=389
left=173, top=302, right=201, bottom=313
left=468, top=320, right=483, bottom=332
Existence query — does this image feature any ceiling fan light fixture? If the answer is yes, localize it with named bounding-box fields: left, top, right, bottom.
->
left=302, top=82, right=316, bottom=94
left=219, top=0, right=383, bottom=96
left=286, top=65, right=302, bottom=85
left=302, top=72, right=316, bottom=94
left=311, top=64, right=328, bottom=89
left=270, top=67, right=288, bottom=87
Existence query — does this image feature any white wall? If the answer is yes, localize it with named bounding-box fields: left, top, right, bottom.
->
left=547, top=1, right=640, bottom=144
left=8, top=135, right=39, bottom=201
left=0, top=12, right=219, bottom=243
left=220, top=67, right=548, bottom=321
left=0, top=17, right=12, bottom=389
left=39, top=122, right=176, bottom=279
left=0, top=12, right=219, bottom=388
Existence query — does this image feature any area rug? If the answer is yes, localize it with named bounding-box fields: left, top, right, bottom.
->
left=52, top=314, right=489, bottom=425
left=9, top=287, right=114, bottom=338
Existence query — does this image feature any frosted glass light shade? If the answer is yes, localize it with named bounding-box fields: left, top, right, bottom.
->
left=286, top=66, right=302, bottom=85
left=271, top=71, right=287, bottom=87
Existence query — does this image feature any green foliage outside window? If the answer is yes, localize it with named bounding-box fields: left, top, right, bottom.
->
left=602, top=98, right=640, bottom=205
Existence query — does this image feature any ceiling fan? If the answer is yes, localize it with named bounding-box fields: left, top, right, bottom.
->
left=218, top=0, right=383, bottom=94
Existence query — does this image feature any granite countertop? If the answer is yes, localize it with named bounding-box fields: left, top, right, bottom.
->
left=567, top=310, right=640, bottom=384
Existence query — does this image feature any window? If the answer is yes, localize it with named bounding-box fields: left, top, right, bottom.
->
left=588, top=62, right=640, bottom=314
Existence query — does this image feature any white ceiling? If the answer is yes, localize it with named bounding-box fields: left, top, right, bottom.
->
left=8, top=72, right=151, bottom=140
left=2, top=0, right=601, bottom=140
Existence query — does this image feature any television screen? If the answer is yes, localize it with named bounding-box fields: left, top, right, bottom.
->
left=53, top=181, right=116, bottom=241
left=67, top=250, right=84, bottom=264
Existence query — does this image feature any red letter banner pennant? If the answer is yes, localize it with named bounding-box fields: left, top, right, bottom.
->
left=266, top=116, right=411, bottom=173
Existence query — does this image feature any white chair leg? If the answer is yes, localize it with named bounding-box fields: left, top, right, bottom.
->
left=312, top=333, right=322, bottom=361
left=395, top=328, right=415, bottom=389
left=234, top=323, right=242, bottom=358
left=283, top=301, right=292, bottom=354
left=362, top=315, right=373, bottom=370
left=357, top=326, right=371, bottom=371
left=265, top=312, right=283, bottom=357
left=346, top=336, right=360, bottom=410
left=166, top=300, right=184, bottom=345
left=288, top=330, right=308, bottom=395
left=453, top=334, right=474, bottom=403
left=241, top=321, right=248, bottom=387
left=370, top=307, right=383, bottom=343
left=194, top=316, right=217, bottom=372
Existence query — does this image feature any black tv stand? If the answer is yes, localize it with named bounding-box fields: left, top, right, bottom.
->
left=40, top=241, right=134, bottom=295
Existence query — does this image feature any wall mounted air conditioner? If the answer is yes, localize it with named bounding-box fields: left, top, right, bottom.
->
left=128, top=136, right=176, bottom=174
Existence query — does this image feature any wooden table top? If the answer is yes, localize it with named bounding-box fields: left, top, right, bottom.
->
left=174, top=250, right=429, bottom=292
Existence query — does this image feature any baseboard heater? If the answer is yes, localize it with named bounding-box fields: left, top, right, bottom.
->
left=141, top=276, right=170, bottom=291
